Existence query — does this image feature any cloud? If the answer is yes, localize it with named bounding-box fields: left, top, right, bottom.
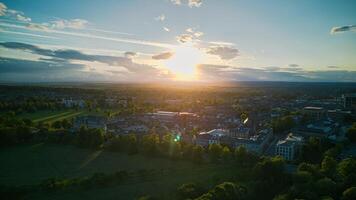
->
left=0, top=57, right=84, bottom=73
left=26, top=23, right=50, bottom=31
left=0, top=2, right=6, bottom=16
left=206, top=46, right=239, bottom=60
left=0, top=29, right=57, bottom=39
left=188, top=0, right=203, bottom=8
left=155, top=14, right=165, bottom=21
left=197, top=64, right=356, bottom=82
left=171, top=0, right=182, bottom=5
left=176, top=34, right=194, bottom=43
left=327, top=65, right=339, bottom=69
left=124, top=51, right=137, bottom=59
left=0, top=42, right=161, bottom=74
left=288, top=64, right=299, bottom=67
left=152, top=52, right=173, bottom=60
left=15, top=13, right=31, bottom=22
left=51, top=19, right=88, bottom=29
left=176, top=28, right=204, bottom=43
left=163, top=27, right=170, bottom=32
left=0, top=22, right=174, bottom=49
left=330, top=25, right=356, bottom=34
left=170, top=0, right=202, bottom=8
left=0, top=2, right=31, bottom=22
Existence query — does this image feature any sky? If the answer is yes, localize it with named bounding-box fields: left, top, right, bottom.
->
left=0, top=0, right=356, bottom=82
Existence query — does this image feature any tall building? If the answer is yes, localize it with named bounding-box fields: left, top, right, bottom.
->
left=275, top=133, right=303, bottom=161
left=342, top=94, right=356, bottom=109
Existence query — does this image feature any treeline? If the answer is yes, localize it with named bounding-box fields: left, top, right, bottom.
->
left=104, top=133, right=261, bottom=165
left=0, top=169, right=156, bottom=199
left=274, top=156, right=356, bottom=200
left=0, top=97, right=62, bottom=113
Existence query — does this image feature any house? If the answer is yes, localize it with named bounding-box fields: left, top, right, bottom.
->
left=123, top=125, right=149, bottom=134
left=303, top=106, right=324, bottom=120
left=297, top=120, right=339, bottom=137
left=62, top=99, right=85, bottom=108
left=74, top=116, right=107, bottom=132
left=229, top=127, right=250, bottom=139
left=195, top=129, right=228, bottom=147
left=342, top=94, right=356, bottom=109
left=231, top=128, right=272, bottom=154
left=151, top=111, right=179, bottom=123
left=275, top=133, right=304, bottom=161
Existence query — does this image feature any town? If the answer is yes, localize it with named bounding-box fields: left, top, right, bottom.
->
left=0, top=83, right=355, bottom=199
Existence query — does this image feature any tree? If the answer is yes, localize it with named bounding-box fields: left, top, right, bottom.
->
left=141, top=134, right=159, bottom=155
left=195, top=182, right=247, bottom=200
left=192, top=145, right=204, bottom=163
left=337, top=158, right=356, bottom=178
left=315, top=177, right=337, bottom=197
left=342, top=187, right=356, bottom=200
left=321, top=156, right=337, bottom=178
left=254, top=156, right=286, bottom=182
left=234, top=146, right=258, bottom=166
left=177, top=182, right=203, bottom=199
left=222, top=146, right=232, bottom=162
left=346, top=124, right=356, bottom=143
left=52, top=120, right=62, bottom=129
left=208, top=143, right=223, bottom=162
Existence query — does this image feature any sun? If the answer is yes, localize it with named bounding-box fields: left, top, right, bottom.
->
left=164, top=43, right=204, bottom=80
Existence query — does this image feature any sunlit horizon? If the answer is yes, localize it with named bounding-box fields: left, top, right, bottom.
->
left=0, top=0, right=356, bottom=83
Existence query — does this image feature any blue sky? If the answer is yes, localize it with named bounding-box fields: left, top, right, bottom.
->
left=0, top=0, right=355, bottom=82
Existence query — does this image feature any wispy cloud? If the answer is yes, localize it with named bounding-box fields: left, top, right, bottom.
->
left=0, top=29, right=58, bottom=39
left=124, top=51, right=137, bottom=59
left=0, top=22, right=175, bottom=49
left=176, top=27, right=204, bottom=43
left=50, top=19, right=88, bottom=29
left=197, top=64, right=356, bottom=82
left=170, top=0, right=182, bottom=6
left=155, top=14, right=165, bottom=21
left=206, top=46, right=239, bottom=60
left=0, top=2, right=6, bottom=16
left=163, top=27, right=170, bottom=32
left=188, top=0, right=203, bottom=8
left=0, top=42, right=166, bottom=79
left=170, top=0, right=203, bottom=8
left=0, top=2, right=31, bottom=22
left=152, top=52, right=173, bottom=60
left=176, top=33, right=194, bottom=43
left=330, top=25, right=356, bottom=34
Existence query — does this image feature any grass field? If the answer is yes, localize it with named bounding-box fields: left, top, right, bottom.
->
left=17, top=109, right=106, bottom=124
left=0, top=144, right=242, bottom=200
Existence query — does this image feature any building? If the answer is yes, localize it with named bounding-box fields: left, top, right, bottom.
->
left=150, top=111, right=178, bottom=123
left=297, top=120, right=338, bottom=137
left=229, top=127, right=250, bottom=139
left=195, top=129, right=228, bottom=147
left=62, top=99, right=85, bottom=108
left=342, top=94, right=356, bottom=109
left=303, top=106, right=324, bottom=120
left=275, top=133, right=303, bottom=161
left=74, top=116, right=107, bottom=132
left=231, top=128, right=272, bottom=154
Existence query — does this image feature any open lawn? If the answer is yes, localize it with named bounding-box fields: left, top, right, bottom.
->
left=0, top=144, right=244, bottom=200
left=17, top=110, right=107, bottom=124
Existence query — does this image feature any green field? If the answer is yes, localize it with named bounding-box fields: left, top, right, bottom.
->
left=17, top=110, right=107, bottom=124
left=0, top=144, right=242, bottom=200
left=18, top=110, right=81, bottom=123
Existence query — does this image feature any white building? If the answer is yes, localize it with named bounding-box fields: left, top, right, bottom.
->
left=62, top=99, right=85, bottom=108
left=275, top=133, right=303, bottom=161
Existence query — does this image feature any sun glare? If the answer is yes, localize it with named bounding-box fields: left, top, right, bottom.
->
left=165, top=43, right=204, bottom=80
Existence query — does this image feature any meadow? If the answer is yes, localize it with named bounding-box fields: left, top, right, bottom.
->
left=0, top=144, right=243, bottom=199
